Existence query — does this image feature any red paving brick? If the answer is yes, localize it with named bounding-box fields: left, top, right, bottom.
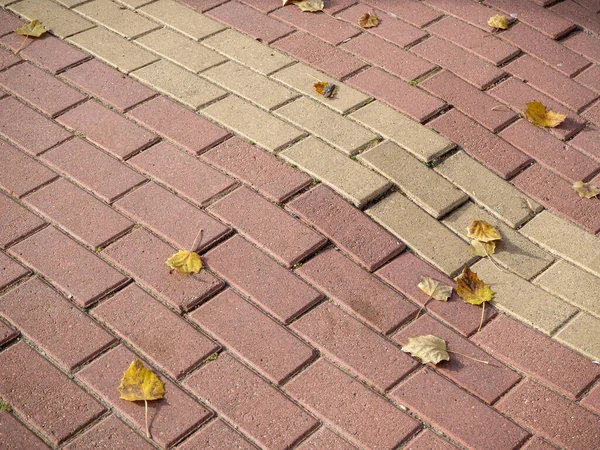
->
left=9, top=226, right=129, bottom=307
left=404, top=430, right=459, bottom=450
left=177, top=0, right=229, bottom=12
left=185, top=352, right=319, bottom=450
left=92, top=284, right=219, bottom=379
left=391, top=370, right=529, bottom=450
left=291, top=302, right=418, bottom=391
left=0, top=342, right=106, bottom=446
left=584, top=101, right=600, bottom=126
left=0, top=411, right=49, bottom=450
left=361, top=0, right=442, bottom=28
left=576, top=65, right=600, bottom=94
left=581, top=383, right=600, bottom=415
left=102, top=228, right=224, bottom=311
left=296, top=427, right=358, bottom=450
left=0, top=317, right=19, bottom=347
left=473, top=315, right=600, bottom=399
left=208, top=186, right=326, bottom=267
left=569, top=125, right=600, bottom=162
left=127, top=96, right=230, bottom=154
left=0, top=47, right=22, bottom=71
left=347, top=67, right=446, bottom=122
left=0, top=9, right=23, bottom=37
left=496, top=379, right=600, bottom=450
left=423, top=0, right=502, bottom=31
left=177, top=419, right=258, bottom=450
left=520, top=437, right=559, bottom=450
left=64, top=414, right=154, bottom=450
left=550, top=0, right=600, bottom=36
left=0, top=251, right=29, bottom=291
left=203, top=235, right=322, bottom=323
left=296, top=248, right=418, bottom=334
left=190, top=289, right=315, bottom=384
left=77, top=345, right=212, bottom=449
left=0, top=193, right=45, bottom=248
left=562, top=31, right=600, bottom=65
left=286, top=358, right=421, bottom=450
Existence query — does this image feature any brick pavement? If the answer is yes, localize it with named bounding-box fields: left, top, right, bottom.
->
left=2, top=0, right=600, bottom=449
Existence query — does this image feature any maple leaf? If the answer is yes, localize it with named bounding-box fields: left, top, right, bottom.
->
left=524, top=101, right=566, bottom=128
left=457, top=267, right=494, bottom=331
left=14, top=20, right=47, bottom=55
left=573, top=181, right=600, bottom=199
left=402, top=335, right=450, bottom=365
left=467, top=220, right=501, bottom=243
left=165, top=228, right=204, bottom=274
left=359, top=12, right=379, bottom=29
left=487, top=14, right=509, bottom=30
left=469, top=239, right=496, bottom=257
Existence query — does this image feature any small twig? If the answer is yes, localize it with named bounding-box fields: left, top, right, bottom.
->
left=415, top=294, right=432, bottom=320
left=478, top=302, right=486, bottom=332
left=491, top=105, right=509, bottom=111
left=144, top=399, right=150, bottom=439
left=14, top=35, right=28, bottom=55
left=484, top=246, right=508, bottom=273
left=190, top=228, right=204, bottom=251
left=447, top=350, right=489, bottom=365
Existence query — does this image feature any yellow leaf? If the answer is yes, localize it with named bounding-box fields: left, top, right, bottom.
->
left=295, top=0, right=324, bottom=12
left=402, top=335, right=450, bottom=365
left=456, top=267, right=494, bottom=306
left=418, top=276, right=452, bottom=301
left=469, top=240, right=496, bottom=257
left=118, top=359, right=165, bottom=402
left=524, top=101, right=566, bottom=128
left=487, top=14, right=509, bottom=30
left=467, top=220, right=501, bottom=242
left=166, top=250, right=203, bottom=274
left=15, top=20, right=47, bottom=37
left=314, top=81, right=328, bottom=95
left=573, top=181, right=600, bottom=199
left=359, top=12, right=379, bottom=29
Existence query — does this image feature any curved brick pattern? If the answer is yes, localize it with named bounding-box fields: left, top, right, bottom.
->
left=0, top=411, right=49, bottom=450
left=177, top=419, right=259, bottom=450
left=554, top=313, right=600, bottom=361
left=64, top=414, right=154, bottom=450
left=296, top=427, right=358, bottom=450
left=0, top=194, right=45, bottom=248
left=0, top=251, right=29, bottom=291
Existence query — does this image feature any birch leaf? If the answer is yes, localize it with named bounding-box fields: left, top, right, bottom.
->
left=467, top=220, right=501, bottom=242
left=456, top=267, right=494, bottom=306
left=470, top=240, right=497, bottom=257
left=402, top=335, right=450, bottom=365
left=359, top=12, right=379, bottom=28
left=418, top=276, right=452, bottom=301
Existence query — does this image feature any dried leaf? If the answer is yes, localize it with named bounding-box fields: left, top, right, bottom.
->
left=15, top=20, right=47, bottom=37
left=456, top=267, right=494, bottom=306
left=282, top=0, right=296, bottom=4
left=524, top=101, right=566, bottom=128
left=323, top=83, right=337, bottom=98
left=573, top=181, right=600, bottom=199
left=487, top=14, right=509, bottom=30
left=467, top=220, right=501, bottom=242
left=402, top=335, right=450, bottom=365
left=359, top=12, right=379, bottom=28
left=469, top=239, right=496, bottom=257
left=418, top=276, right=452, bottom=301
left=118, top=359, right=165, bottom=402
left=295, top=0, right=324, bottom=12
left=166, top=250, right=203, bottom=274
left=314, top=81, right=328, bottom=95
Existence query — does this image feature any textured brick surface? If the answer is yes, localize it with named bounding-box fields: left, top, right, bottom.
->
left=550, top=0, right=600, bottom=35
left=177, top=420, right=258, bottom=450
left=0, top=47, right=20, bottom=71
left=404, top=430, right=459, bottom=450
left=582, top=383, right=600, bottom=414
left=570, top=125, right=600, bottom=162
left=361, top=0, right=442, bottom=27
left=0, top=194, right=45, bottom=248
left=0, top=411, right=49, bottom=450
left=296, top=427, right=358, bottom=450
left=75, top=0, right=160, bottom=39
left=0, top=251, right=29, bottom=291
left=0, top=9, right=23, bottom=37
left=584, top=102, right=600, bottom=126
left=576, top=65, right=600, bottom=94
left=64, top=414, right=154, bottom=450
left=562, top=31, right=600, bottom=65
left=554, top=313, right=600, bottom=361
left=520, top=437, right=559, bottom=450
left=0, top=317, right=19, bottom=347
left=0, top=141, right=57, bottom=198
left=423, top=0, right=505, bottom=31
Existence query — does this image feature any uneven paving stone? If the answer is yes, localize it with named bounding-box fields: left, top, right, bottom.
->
left=361, top=0, right=442, bottom=27
left=9, top=0, right=94, bottom=38
left=554, top=313, right=600, bottom=360
left=75, top=0, right=160, bottom=38
left=177, top=419, right=259, bottom=450
left=0, top=277, right=116, bottom=370
left=296, top=427, right=358, bottom=450
left=291, top=302, right=418, bottom=391
left=0, top=318, right=19, bottom=346
left=203, top=29, right=295, bottom=76
left=366, top=192, right=476, bottom=277
left=351, top=101, right=454, bottom=163
left=0, top=411, right=49, bottom=450
left=287, top=184, right=404, bottom=271
left=391, top=370, right=529, bottom=450
left=296, top=248, right=418, bottom=334
left=496, top=379, right=600, bottom=450
left=185, top=353, right=319, bottom=450
left=64, top=414, right=154, bottom=450
left=404, top=430, right=459, bottom=450
left=208, top=186, right=325, bottom=267
left=360, top=141, right=468, bottom=218
left=280, top=137, right=390, bottom=208
left=77, top=345, right=212, bottom=449
left=0, top=194, right=45, bottom=248
left=550, top=0, right=600, bottom=35
left=562, top=31, right=600, bottom=64
left=376, top=252, right=496, bottom=336
left=92, top=284, right=219, bottom=379
left=0, top=140, right=57, bottom=198
left=203, top=235, right=322, bottom=323
left=0, top=342, right=106, bottom=446
left=0, top=251, right=29, bottom=291
left=190, top=289, right=315, bottom=384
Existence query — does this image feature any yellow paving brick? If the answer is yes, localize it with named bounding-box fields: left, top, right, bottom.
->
left=554, top=313, right=600, bottom=360
left=203, top=29, right=294, bottom=76
left=360, top=141, right=468, bottom=219
left=10, top=0, right=94, bottom=38
left=201, top=61, right=297, bottom=110
left=443, top=202, right=554, bottom=279
left=75, top=0, right=159, bottom=39
left=274, top=97, right=378, bottom=155
left=520, top=211, right=600, bottom=278
left=68, top=27, right=158, bottom=73
left=366, top=192, right=476, bottom=276
left=131, top=60, right=226, bottom=109
left=435, top=151, right=542, bottom=228
left=202, top=96, right=304, bottom=153
left=56, top=0, right=88, bottom=9
left=350, top=101, right=454, bottom=162
left=272, top=63, right=370, bottom=114
left=114, top=0, right=154, bottom=8
left=138, top=0, right=225, bottom=40
left=535, top=260, right=600, bottom=317
left=471, top=259, right=577, bottom=335
left=135, top=28, right=227, bottom=73
left=280, top=137, right=391, bottom=207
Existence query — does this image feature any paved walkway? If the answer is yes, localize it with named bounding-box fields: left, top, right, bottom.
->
left=1, top=0, right=600, bottom=449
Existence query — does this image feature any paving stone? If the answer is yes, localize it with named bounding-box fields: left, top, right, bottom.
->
left=425, top=16, right=519, bottom=66
left=496, top=379, right=600, bottom=450
left=0, top=411, right=49, bottom=450
left=127, top=96, right=230, bottom=154
left=361, top=0, right=442, bottom=27
left=286, top=358, right=421, bottom=450
left=296, top=248, right=418, bottom=334
left=64, top=414, right=154, bottom=450
left=520, top=437, right=559, bottom=450
left=190, top=289, right=315, bottom=384
left=423, top=0, right=504, bottom=31
left=420, top=70, right=517, bottom=132
left=77, top=345, right=212, bottom=449
left=366, top=192, right=476, bottom=277
left=435, top=151, right=541, bottom=228
left=203, top=235, right=322, bottom=323
left=296, top=427, right=358, bottom=450
left=583, top=101, right=600, bottom=126
left=273, top=32, right=367, bottom=79
left=0, top=9, right=23, bottom=36
left=287, top=184, right=404, bottom=271
left=581, top=383, right=600, bottom=414
left=554, top=313, right=600, bottom=360
left=520, top=211, right=600, bottom=277
left=376, top=252, right=496, bottom=336
left=563, top=125, right=600, bottom=162
left=60, top=59, right=156, bottom=112
left=550, top=0, right=600, bottom=35
left=102, top=229, right=223, bottom=311
left=0, top=251, right=29, bottom=290
left=203, top=29, right=295, bottom=76
left=292, top=302, right=418, bottom=391
left=238, top=0, right=283, bottom=13
left=177, top=419, right=258, bottom=450
left=569, top=0, right=600, bottom=13
left=75, top=0, right=159, bottom=38
left=272, top=63, right=370, bottom=114
left=360, top=141, right=468, bottom=219
left=92, top=284, right=219, bottom=378
left=0, top=47, right=20, bottom=71
left=114, top=182, right=230, bottom=251
left=562, top=31, right=600, bottom=65
left=68, top=27, right=159, bottom=74
left=185, top=353, right=319, bottom=450
left=347, top=68, right=446, bottom=123
left=280, top=137, right=390, bottom=207
left=201, top=137, right=310, bottom=203
left=9, top=0, right=94, bottom=38
left=56, top=0, right=88, bottom=8
left=403, top=430, right=459, bottom=450
left=202, top=61, right=297, bottom=110
left=576, top=65, right=600, bottom=94
left=0, top=194, right=45, bottom=248
left=351, top=101, right=454, bottom=163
